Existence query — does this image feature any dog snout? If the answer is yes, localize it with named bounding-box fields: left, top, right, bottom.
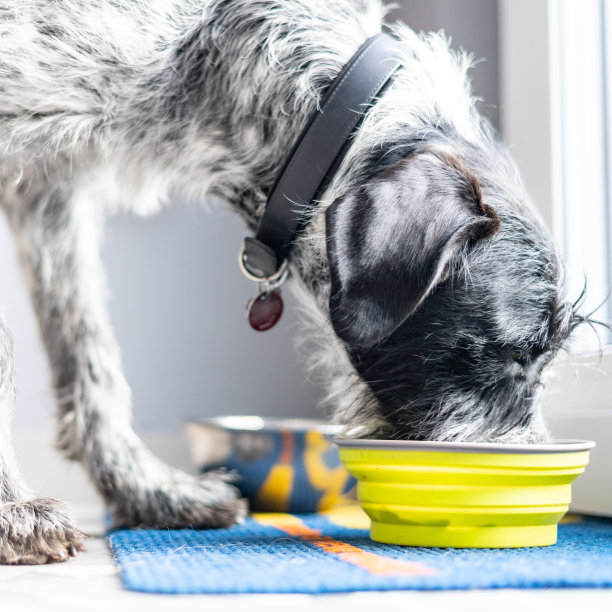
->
left=506, top=345, right=552, bottom=384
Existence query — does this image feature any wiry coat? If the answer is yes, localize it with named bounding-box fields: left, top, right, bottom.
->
left=0, top=0, right=580, bottom=563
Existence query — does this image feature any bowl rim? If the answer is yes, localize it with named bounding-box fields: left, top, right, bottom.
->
left=185, top=416, right=344, bottom=434
left=333, top=437, right=595, bottom=454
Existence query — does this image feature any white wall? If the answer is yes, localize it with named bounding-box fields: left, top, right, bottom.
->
left=390, top=0, right=500, bottom=129
left=0, top=204, right=324, bottom=435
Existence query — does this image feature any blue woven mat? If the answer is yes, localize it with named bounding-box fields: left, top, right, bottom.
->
left=107, top=507, right=612, bottom=594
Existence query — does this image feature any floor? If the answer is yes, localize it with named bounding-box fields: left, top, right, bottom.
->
left=1, top=505, right=611, bottom=612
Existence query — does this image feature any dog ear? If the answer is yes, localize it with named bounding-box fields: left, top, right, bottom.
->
left=326, top=151, right=500, bottom=347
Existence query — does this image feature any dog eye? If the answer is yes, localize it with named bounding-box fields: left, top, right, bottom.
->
left=509, top=346, right=531, bottom=365
left=508, top=345, right=547, bottom=365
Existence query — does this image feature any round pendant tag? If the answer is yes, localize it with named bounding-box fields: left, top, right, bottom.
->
left=247, top=291, right=283, bottom=331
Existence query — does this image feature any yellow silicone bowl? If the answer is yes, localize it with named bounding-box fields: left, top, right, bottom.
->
left=336, top=438, right=594, bottom=548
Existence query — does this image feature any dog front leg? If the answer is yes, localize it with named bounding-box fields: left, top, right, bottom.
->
left=0, top=314, right=84, bottom=563
left=6, top=175, right=246, bottom=529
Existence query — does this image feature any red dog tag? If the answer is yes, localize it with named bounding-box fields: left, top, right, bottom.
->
left=247, top=291, right=283, bottom=331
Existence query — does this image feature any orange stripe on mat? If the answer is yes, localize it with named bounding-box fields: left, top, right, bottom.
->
left=254, top=513, right=435, bottom=577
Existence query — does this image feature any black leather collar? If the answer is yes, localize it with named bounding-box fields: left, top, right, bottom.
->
left=240, top=33, right=403, bottom=281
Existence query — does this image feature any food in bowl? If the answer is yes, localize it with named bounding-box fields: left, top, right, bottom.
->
left=185, top=416, right=355, bottom=513
left=336, top=438, right=594, bottom=548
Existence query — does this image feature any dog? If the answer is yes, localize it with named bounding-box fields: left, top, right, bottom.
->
left=0, top=0, right=590, bottom=564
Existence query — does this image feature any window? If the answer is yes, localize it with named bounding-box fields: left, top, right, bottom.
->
left=500, top=0, right=612, bottom=515
left=551, top=0, right=612, bottom=349
left=501, top=0, right=611, bottom=352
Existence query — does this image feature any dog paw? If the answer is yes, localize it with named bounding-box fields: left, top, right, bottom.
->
left=108, top=468, right=248, bottom=530
left=0, top=498, right=85, bottom=565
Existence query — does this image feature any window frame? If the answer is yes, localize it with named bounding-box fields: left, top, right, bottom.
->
left=500, top=0, right=612, bottom=515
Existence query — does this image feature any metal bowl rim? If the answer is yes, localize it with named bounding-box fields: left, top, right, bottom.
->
left=185, top=416, right=344, bottom=434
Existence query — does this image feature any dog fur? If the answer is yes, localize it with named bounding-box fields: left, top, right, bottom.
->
left=0, top=0, right=588, bottom=563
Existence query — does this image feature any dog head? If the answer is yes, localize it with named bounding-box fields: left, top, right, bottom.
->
left=326, top=144, right=578, bottom=442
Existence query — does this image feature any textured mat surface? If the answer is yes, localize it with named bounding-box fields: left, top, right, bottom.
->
left=107, top=507, right=612, bottom=594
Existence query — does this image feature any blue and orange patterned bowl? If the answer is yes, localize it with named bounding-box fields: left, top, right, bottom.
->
left=185, top=416, right=356, bottom=513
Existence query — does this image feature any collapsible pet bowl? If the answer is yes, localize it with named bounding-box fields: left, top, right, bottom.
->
left=335, top=438, right=594, bottom=548
left=185, top=416, right=355, bottom=513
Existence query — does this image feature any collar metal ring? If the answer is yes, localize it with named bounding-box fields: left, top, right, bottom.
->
left=238, top=245, right=290, bottom=289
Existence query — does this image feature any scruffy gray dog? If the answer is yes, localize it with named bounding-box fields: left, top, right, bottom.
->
left=0, top=0, right=588, bottom=564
